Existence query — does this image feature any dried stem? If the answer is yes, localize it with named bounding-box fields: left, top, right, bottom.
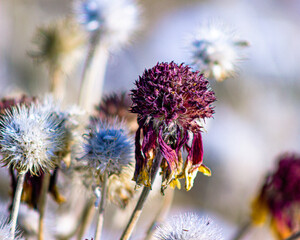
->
left=38, top=172, right=51, bottom=240
left=120, top=151, right=163, bottom=240
left=50, top=68, right=65, bottom=100
left=231, top=220, right=252, bottom=240
left=284, top=231, right=300, bottom=240
left=78, top=31, right=109, bottom=112
left=10, top=171, right=26, bottom=240
left=94, top=172, right=108, bottom=240
left=144, top=188, right=175, bottom=240
left=76, top=199, right=95, bottom=240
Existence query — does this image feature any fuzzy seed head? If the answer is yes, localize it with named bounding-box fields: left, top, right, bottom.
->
left=0, top=103, right=65, bottom=174
left=155, top=213, right=224, bottom=240
left=75, top=0, right=140, bottom=50
left=0, top=217, right=24, bottom=240
left=189, top=22, right=248, bottom=81
left=81, top=119, right=133, bottom=176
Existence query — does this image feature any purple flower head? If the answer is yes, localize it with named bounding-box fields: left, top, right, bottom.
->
left=131, top=62, right=216, bottom=191
left=251, top=153, right=300, bottom=239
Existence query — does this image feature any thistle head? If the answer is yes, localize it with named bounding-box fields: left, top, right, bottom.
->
left=80, top=118, right=133, bottom=176
left=74, top=0, right=140, bottom=50
left=30, top=18, right=85, bottom=73
left=93, top=92, right=137, bottom=133
left=154, top=213, right=224, bottom=240
left=251, top=153, right=300, bottom=239
left=189, top=22, right=248, bottom=81
left=131, top=62, right=216, bottom=191
left=0, top=103, right=65, bottom=174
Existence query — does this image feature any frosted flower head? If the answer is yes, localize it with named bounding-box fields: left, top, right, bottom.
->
left=251, top=153, right=300, bottom=239
left=75, top=0, right=140, bottom=50
left=81, top=118, right=133, bottom=176
left=30, top=18, right=85, bottom=73
left=131, top=62, right=216, bottom=191
left=189, top=22, right=248, bottom=81
left=0, top=103, right=65, bottom=174
left=155, top=213, right=223, bottom=240
left=0, top=216, right=24, bottom=240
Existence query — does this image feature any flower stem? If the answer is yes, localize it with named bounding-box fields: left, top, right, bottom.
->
left=78, top=31, right=109, bottom=112
left=50, top=68, right=65, bottom=100
left=144, top=188, right=174, bottom=240
left=38, top=172, right=51, bottom=240
left=10, top=171, right=26, bottom=240
left=76, top=199, right=95, bottom=240
left=94, top=172, right=108, bottom=240
left=120, top=151, right=163, bottom=240
left=231, top=220, right=252, bottom=240
left=284, top=231, right=300, bottom=240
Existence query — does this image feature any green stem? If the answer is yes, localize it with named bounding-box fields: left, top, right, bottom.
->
left=120, top=152, right=163, bottom=240
left=10, top=171, right=26, bottom=240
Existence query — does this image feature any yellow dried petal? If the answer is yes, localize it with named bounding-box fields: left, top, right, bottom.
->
left=198, top=165, right=211, bottom=176
left=170, top=179, right=181, bottom=190
left=251, top=196, right=268, bottom=225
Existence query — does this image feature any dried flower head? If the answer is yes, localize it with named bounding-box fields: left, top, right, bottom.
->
left=30, top=18, right=85, bottom=73
left=93, top=92, right=137, bottom=133
left=0, top=95, right=37, bottom=115
left=81, top=118, right=133, bottom=176
left=0, top=103, right=65, bottom=174
left=251, top=153, right=300, bottom=239
left=154, top=213, right=223, bottom=240
left=189, top=22, right=248, bottom=81
left=107, top=164, right=135, bottom=208
left=74, top=0, right=140, bottom=50
left=131, top=62, right=216, bottom=191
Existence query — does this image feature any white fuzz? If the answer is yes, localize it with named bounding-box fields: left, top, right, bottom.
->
left=0, top=103, right=65, bottom=174
left=0, top=216, right=24, bottom=240
left=155, top=213, right=224, bottom=240
left=75, top=0, right=141, bottom=50
left=189, top=22, right=248, bottom=81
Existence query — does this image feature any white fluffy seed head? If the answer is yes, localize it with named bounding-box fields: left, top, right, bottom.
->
left=0, top=103, right=65, bottom=174
left=154, top=213, right=224, bottom=240
left=189, top=22, right=248, bottom=82
left=0, top=216, right=24, bottom=240
left=74, top=0, right=141, bottom=51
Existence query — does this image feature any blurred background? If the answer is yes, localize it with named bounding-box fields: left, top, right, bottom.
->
left=1, top=0, right=300, bottom=239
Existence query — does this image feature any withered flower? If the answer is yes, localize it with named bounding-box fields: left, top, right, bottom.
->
left=131, top=62, right=216, bottom=191
left=251, top=153, right=300, bottom=239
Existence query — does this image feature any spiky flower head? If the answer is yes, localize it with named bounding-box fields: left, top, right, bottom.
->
left=30, top=18, right=85, bottom=73
left=74, top=0, right=140, bottom=50
left=93, top=92, right=137, bottom=133
left=0, top=216, right=24, bottom=240
left=0, top=103, right=65, bottom=174
left=81, top=118, right=133, bottom=176
left=131, top=62, right=216, bottom=191
left=154, top=213, right=223, bottom=240
left=251, top=153, right=300, bottom=239
left=189, top=22, right=248, bottom=82
left=0, top=95, right=37, bottom=115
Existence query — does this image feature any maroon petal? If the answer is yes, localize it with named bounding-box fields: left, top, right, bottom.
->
left=158, top=128, right=178, bottom=177
left=187, top=132, right=203, bottom=167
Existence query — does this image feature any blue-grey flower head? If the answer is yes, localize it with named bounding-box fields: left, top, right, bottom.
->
left=74, top=0, right=140, bottom=50
left=0, top=103, right=65, bottom=174
left=155, top=213, right=224, bottom=240
left=81, top=118, right=133, bottom=176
